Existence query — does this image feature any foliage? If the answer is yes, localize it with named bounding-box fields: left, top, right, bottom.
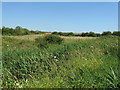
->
left=2, top=26, right=45, bottom=36
left=102, top=31, right=112, bottom=36
left=35, top=34, right=63, bottom=49
left=35, top=37, right=48, bottom=49
left=44, top=34, right=63, bottom=44
left=87, top=32, right=97, bottom=37
left=2, top=26, right=119, bottom=37
left=52, top=32, right=75, bottom=36
left=112, top=31, right=120, bottom=36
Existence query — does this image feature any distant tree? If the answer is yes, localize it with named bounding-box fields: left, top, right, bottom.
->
left=62, top=33, right=68, bottom=36
left=102, top=31, right=112, bottom=36
left=67, top=32, right=74, bottom=36
left=58, top=32, right=63, bottom=36
left=15, top=26, right=21, bottom=30
left=75, top=34, right=81, bottom=36
left=15, top=26, right=23, bottom=35
left=2, top=26, right=14, bottom=35
left=80, top=32, right=86, bottom=37
left=81, top=32, right=89, bottom=37
left=88, top=32, right=96, bottom=37
left=96, top=33, right=101, bottom=37
left=112, top=31, right=120, bottom=36
left=52, top=32, right=58, bottom=35
left=22, top=28, right=31, bottom=35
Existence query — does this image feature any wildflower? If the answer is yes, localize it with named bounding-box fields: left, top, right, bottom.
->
left=7, top=45, right=9, bottom=47
left=26, top=79, right=28, bottom=82
left=16, top=83, right=19, bottom=86
left=54, top=56, right=57, bottom=59
left=91, top=46, right=93, bottom=48
left=56, top=59, right=59, bottom=61
left=19, top=85, right=22, bottom=88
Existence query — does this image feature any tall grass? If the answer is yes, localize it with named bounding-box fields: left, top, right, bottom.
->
left=2, top=35, right=119, bottom=88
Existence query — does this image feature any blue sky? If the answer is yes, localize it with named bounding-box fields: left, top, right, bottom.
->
left=2, top=2, right=118, bottom=33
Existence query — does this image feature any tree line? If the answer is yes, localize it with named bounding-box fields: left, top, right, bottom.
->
left=0, top=26, right=120, bottom=36
left=52, top=31, right=120, bottom=37
left=1, top=26, right=45, bottom=35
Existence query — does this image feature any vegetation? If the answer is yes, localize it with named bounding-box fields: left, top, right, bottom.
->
left=2, top=26, right=120, bottom=37
left=44, top=34, right=63, bottom=44
left=2, top=26, right=45, bottom=36
left=35, top=34, right=63, bottom=49
left=102, top=31, right=112, bottom=36
left=112, top=31, right=120, bottom=36
left=52, top=31, right=120, bottom=37
left=2, top=34, right=120, bottom=88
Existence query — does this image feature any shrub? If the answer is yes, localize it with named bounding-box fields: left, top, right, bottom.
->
left=96, top=33, right=101, bottom=37
left=87, top=32, right=96, bottom=37
left=57, top=32, right=63, bottom=36
left=102, top=31, right=112, bottom=36
left=67, top=32, right=74, bottom=36
left=81, top=32, right=88, bottom=37
left=52, top=32, right=58, bottom=35
left=112, top=31, right=120, bottom=36
left=75, top=34, right=81, bottom=36
left=35, top=37, right=48, bottom=49
left=44, top=34, right=63, bottom=44
left=35, top=34, right=63, bottom=48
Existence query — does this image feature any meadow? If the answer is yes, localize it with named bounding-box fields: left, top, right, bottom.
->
left=2, top=34, right=119, bottom=88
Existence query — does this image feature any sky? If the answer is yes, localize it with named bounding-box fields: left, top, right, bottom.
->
left=2, top=2, right=118, bottom=33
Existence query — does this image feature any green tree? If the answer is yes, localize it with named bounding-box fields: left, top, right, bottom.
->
left=102, top=31, right=112, bottom=36
left=88, top=32, right=97, bottom=37
left=112, top=31, right=120, bottom=36
left=67, top=32, right=74, bottom=36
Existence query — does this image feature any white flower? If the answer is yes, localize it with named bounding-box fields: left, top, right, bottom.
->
left=56, top=59, right=59, bottom=61
left=7, top=45, right=9, bottom=46
left=16, top=83, right=19, bottom=86
left=90, top=46, right=94, bottom=48
left=26, top=79, right=28, bottom=82
left=54, top=56, right=57, bottom=58
left=19, top=85, right=22, bottom=88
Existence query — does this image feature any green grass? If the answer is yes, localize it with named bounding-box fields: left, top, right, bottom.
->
left=2, top=35, right=119, bottom=88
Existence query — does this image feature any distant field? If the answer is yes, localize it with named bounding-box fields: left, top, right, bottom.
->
left=3, top=34, right=96, bottom=41
left=2, top=34, right=119, bottom=88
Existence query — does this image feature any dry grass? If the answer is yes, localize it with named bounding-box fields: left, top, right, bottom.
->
left=61, top=36, right=96, bottom=39
left=3, top=34, right=96, bottom=41
left=3, top=34, right=45, bottom=41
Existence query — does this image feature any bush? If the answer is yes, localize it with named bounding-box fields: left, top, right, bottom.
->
left=52, top=32, right=58, bottom=35
left=102, top=31, right=112, bottom=36
left=35, top=34, right=63, bottom=48
left=81, top=32, right=88, bottom=37
left=112, top=31, right=120, bottom=36
left=87, top=32, right=96, bottom=37
left=44, top=34, right=63, bottom=44
left=67, top=32, right=74, bottom=36
left=35, top=37, right=48, bottom=49
left=96, top=33, right=101, bottom=37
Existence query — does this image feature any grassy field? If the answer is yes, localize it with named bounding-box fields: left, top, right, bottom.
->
left=2, top=34, right=119, bottom=88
